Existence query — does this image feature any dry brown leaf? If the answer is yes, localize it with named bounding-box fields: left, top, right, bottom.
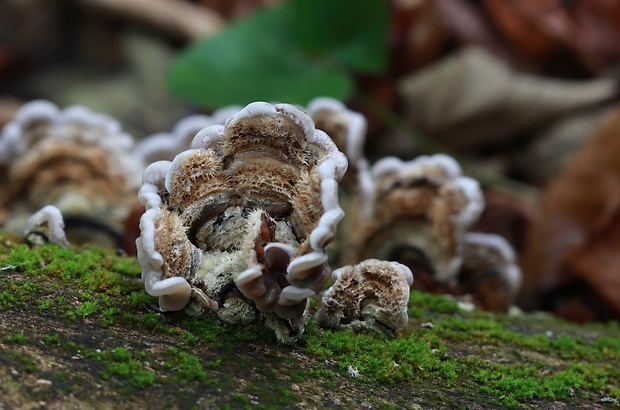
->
left=484, top=0, right=572, bottom=60
left=469, top=189, right=537, bottom=254
left=483, top=0, right=620, bottom=74
left=513, top=106, right=613, bottom=183
left=520, top=105, right=620, bottom=321
left=397, top=48, right=617, bottom=152
left=391, top=0, right=450, bottom=74
left=567, top=0, right=620, bottom=73
left=433, top=0, right=510, bottom=57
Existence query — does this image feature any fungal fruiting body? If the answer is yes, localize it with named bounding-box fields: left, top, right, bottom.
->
left=459, top=232, right=522, bottom=311
left=306, top=97, right=367, bottom=183
left=341, top=154, right=485, bottom=288
left=136, top=102, right=347, bottom=343
left=0, top=100, right=141, bottom=247
left=317, top=259, right=414, bottom=338
left=132, top=105, right=241, bottom=167
left=25, top=205, right=69, bottom=248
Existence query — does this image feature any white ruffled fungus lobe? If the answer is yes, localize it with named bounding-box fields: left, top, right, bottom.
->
left=341, top=154, right=484, bottom=286
left=316, top=259, right=414, bottom=338
left=0, top=99, right=141, bottom=245
left=25, top=205, right=70, bottom=248
left=132, top=105, right=241, bottom=167
left=306, top=97, right=367, bottom=172
left=459, top=232, right=522, bottom=311
left=136, top=101, right=347, bottom=343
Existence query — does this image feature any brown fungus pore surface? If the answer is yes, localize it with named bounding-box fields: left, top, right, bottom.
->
left=341, top=154, right=484, bottom=287
left=0, top=100, right=141, bottom=248
left=316, top=259, right=414, bottom=338
left=136, top=102, right=347, bottom=344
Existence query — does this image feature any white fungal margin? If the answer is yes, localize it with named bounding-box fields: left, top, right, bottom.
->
left=306, top=97, right=368, bottom=164
left=0, top=99, right=141, bottom=188
left=190, top=124, right=225, bottom=149
left=14, top=99, right=60, bottom=125
left=26, top=205, right=69, bottom=249
left=394, top=262, right=414, bottom=287
left=138, top=161, right=171, bottom=210
left=136, top=207, right=192, bottom=312
left=286, top=157, right=345, bottom=286
left=455, top=176, right=485, bottom=228
left=463, top=232, right=523, bottom=299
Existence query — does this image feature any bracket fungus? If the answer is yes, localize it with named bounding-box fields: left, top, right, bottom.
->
left=132, top=105, right=241, bottom=167
left=307, top=97, right=368, bottom=184
left=316, top=259, right=414, bottom=338
left=459, top=232, right=522, bottom=311
left=136, top=101, right=347, bottom=343
left=341, top=154, right=485, bottom=287
left=0, top=100, right=141, bottom=247
left=25, top=205, right=69, bottom=248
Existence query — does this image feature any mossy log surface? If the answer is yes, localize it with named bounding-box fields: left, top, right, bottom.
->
left=0, top=231, right=619, bottom=409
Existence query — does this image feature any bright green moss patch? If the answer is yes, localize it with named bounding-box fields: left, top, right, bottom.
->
left=4, top=333, right=27, bottom=345
left=163, top=347, right=208, bottom=383
left=408, top=290, right=462, bottom=316
left=304, top=292, right=620, bottom=407
left=0, top=234, right=150, bottom=329
left=2, top=231, right=620, bottom=409
left=97, top=347, right=157, bottom=389
left=0, top=279, right=45, bottom=311
left=304, top=322, right=450, bottom=385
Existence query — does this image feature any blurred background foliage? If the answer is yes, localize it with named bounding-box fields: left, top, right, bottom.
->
left=168, top=0, right=388, bottom=108
left=2, top=0, right=620, bottom=324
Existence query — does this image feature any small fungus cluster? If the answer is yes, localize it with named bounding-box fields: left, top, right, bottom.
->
left=0, top=100, right=141, bottom=248
left=0, top=98, right=522, bottom=343
left=136, top=102, right=347, bottom=343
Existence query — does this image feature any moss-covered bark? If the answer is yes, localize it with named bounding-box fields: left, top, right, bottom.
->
left=1, top=231, right=618, bottom=409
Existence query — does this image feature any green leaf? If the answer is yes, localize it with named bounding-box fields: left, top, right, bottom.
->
left=167, top=3, right=353, bottom=109
left=291, top=0, right=388, bottom=74
left=167, top=0, right=388, bottom=109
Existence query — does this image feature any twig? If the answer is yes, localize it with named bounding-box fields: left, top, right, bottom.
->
left=73, top=0, right=226, bottom=41
left=359, top=94, right=541, bottom=204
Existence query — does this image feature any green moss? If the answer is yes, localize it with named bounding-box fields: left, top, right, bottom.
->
left=75, top=300, right=101, bottom=319
left=2, top=230, right=620, bottom=408
left=100, top=307, right=121, bottom=327
left=163, top=347, right=208, bottom=383
left=0, top=242, right=45, bottom=273
left=305, top=366, right=335, bottom=388
left=11, top=351, right=39, bottom=373
left=304, top=323, right=447, bottom=384
left=0, top=280, right=44, bottom=311
left=303, top=292, right=620, bottom=408
left=36, top=299, right=53, bottom=311
left=42, top=334, right=61, bottom=345
left=4, top=333, right=27, bottom=345
left=409, top=290, right=462, bottom=316
left=98, top=347, right=157, bottom=389
left=232, top=392, right=250, bottom=405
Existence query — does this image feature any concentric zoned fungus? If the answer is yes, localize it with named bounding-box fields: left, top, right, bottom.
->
left=136, top=101, right=347, bottom=343
left=0, top=100, right=141, bottom=248
left=316, top=259, right=413, bottom=338
left=341, top=154, right=484, bottom=287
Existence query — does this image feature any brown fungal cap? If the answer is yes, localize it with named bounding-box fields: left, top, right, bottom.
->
left=133, top=105, right=241, bottom=167
left=459, top=232, right=522, bottom=312
left=0, top=100, right=141, bottom=247
left=136, top=101, right=347, bottom=343
left=25, top=205, right=69, bottom=249
left=307, top=97, right=367, bottom=169
left=343, top=154, right=484, bottom=286
left=316, top=259, right=414, bottom=338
